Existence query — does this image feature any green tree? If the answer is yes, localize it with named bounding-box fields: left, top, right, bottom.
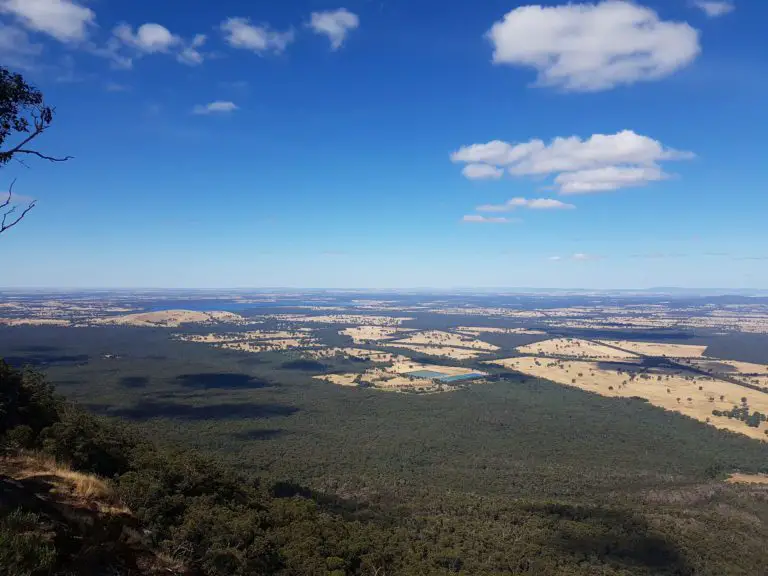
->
left=1, top=66, right=71, bottom=235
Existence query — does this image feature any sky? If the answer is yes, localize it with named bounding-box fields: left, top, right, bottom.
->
left=0, top=0, right=767, bottom=289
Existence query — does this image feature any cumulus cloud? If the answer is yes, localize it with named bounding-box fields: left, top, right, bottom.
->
left=308, top=8, right=359, bottom=50
left=0, top=0, right=95, bottom=42
left=462, top=215, right=516, bottom=224
left=113, top=23, right=180, bottom=53
left=462, top=164, right=504, bottom=180
left=108, top=24, right=207, bottom=68
left=220, top=17, right=294, bottom=54
left=177, top=34, right=207, bottom=65
left=193, top=101, right=239, bottom=115
left=487, top=1, right=700, bottom=91
left=477, top=198, right=575, bottom=212
left=452, top=130, right=693, bottom=194
left=0, top=24, right=42, bottom=69
left=694, top=1, right=735, bottom=17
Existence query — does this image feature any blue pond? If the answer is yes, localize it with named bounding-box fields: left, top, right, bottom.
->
left=406, top=370, right=485, bottom=383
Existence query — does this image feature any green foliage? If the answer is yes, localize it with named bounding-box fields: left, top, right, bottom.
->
left=3, top=352, right=768, bottom=575
left=0, top=509, right=57, bottom=576
left=0, top=67, right=52, bottom=165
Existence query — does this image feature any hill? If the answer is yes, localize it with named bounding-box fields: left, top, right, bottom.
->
left=3, top=360, right=768, bottom=575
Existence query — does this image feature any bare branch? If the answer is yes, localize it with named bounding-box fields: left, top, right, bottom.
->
left=15, top=149, right=73, bottom=162
left=1, top=200, right=35, bottom=235
left=0, top=178, right=17, bottom=210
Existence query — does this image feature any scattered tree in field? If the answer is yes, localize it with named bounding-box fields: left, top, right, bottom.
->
left=1, top=67, right=71, bottom=236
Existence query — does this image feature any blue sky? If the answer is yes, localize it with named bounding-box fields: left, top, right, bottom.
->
left=1, top=0, right=766, bottom=289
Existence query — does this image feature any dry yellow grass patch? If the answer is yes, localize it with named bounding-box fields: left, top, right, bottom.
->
left=219, top=338, right=320, bottom=353
left=680, top=359, right=768, bottom=388
left=307, top=347, right=407, bottom=363
left=0, top=318, right=71, bottom=326
left=490, top=356, right=768, bottom=441
left=515, top=338, right=638, bottom=360
left=93, top=310, right=246, bottom=328
left=726, top=473, right=768, bottom=484
left=598, top=340, right=707, bottom=358
left=391, top=330, right=499, bottom=351
left=455, top=327, right=546, bottom=336
left=339, top=326, right=409, bottom=343
left=386, top=343, right=485, bottom=360
left=314, top=373, right=360, bottom=387
left=1, top=453, right=129, bottom=515
left=271, top=314, right=413, bottom=326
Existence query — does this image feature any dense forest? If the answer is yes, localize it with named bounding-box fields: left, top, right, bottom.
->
left=3, top=359, right=768, bottom=575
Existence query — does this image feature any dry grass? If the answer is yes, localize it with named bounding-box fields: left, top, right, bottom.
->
left=391, top=330, right=499, bottom=351
left=0, top=318, right=71, bottom=326
left=726, top=473, right=768, bottom=485
left=490, top=356, right=768, bottom=441
left=269, top=314, right=414, bottom=326
left=455, top=326, right=547, bottom=336
left=598, top=340, right=708, bottom=358
left=93, top=310, right=246, bottom=328
left=515, top=338, right=638, bottom=360
left=1, top=453, right=129, bottom=515
left=339, top=326, right=409, bottom=343
left=386, top=343, right=486, bottom=360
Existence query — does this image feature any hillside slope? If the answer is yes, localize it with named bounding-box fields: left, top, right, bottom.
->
left=2, top=361, right=768, bottom=575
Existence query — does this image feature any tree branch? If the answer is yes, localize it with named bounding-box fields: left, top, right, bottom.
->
left=0, top=178, right=16, bottom=210
left=15, top=149, right=73, bottom=162
left=0, top=179, right=36, bottom=235
left=1, top=201, right=35, bottom=234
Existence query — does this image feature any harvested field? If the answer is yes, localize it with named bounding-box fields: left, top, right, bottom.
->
left=390, top=330, right=499, bottom=351
left=490, top=356, right=768, bottom=441
left=0, top=318, right=71, bottom=326
left=176, top=330, right=313, bottom=344
left=455, top=326, right=547, bottom=336
left=269, top=314, right=413, bottom=326
left=599, top=340, right=707, bottom=358
left=306, top=347, right=407, bottom=364
left=314, top=373, right=360, bottom=387
left=726, top=473, right=768, bottom=484
left=386, top=343, right=485, bottom=360
left=92, top=310, right=246, bottom=328
left=515, top=338, right=638, bottom=360
left=219, top=338, right=321, bottom=353
left=339, top=326, right=410, bottom=343
left=680, top=359, right=768, bottom=388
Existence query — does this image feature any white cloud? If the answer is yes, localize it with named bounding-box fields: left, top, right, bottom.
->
left=308, top=8, right=359, bottom=50
left=177, top=34, right=206, bottom=65
left=113, top=23, right=180, bottom=53
left=220, top=17, right=294, bottom=54
left=477, top=197, right=575, bottom=211
left=694, top=1, right=735, bottom=17
left=0, top=0, right=95, bottom=42
left=0, top=24, right=42, bottom=69
left=462, top=164, right=504, bottom=180
left=554, top=165, right=667, bottom=194
left=452, top=130, right=694, bottom=194
left=109, top=24, right=207, bottom=67
left=462, top=215, right=515, bottom=224
left=487, top=1, right=700, bottom=91
left=549, top=253, right=601, bottom=261
left=193, top=101, right=239, bottom=115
